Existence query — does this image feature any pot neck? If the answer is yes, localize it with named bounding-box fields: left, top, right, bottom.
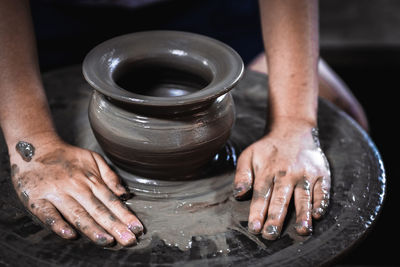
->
left=107, top=97, right=216, bottom=118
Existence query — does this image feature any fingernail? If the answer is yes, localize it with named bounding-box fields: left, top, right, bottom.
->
left=121, top=231, right=134, bottom=240
left=233, top=186, right=244, bottom=197
left=233, top=183, right=251, bottom=199
left=312, top=207, right=326, bottom=217
left=95, top=233, right=113, bottom=246
left=320, top=198, right=330, bottom=210
left=61, top=228, right=76, bottom=238
left=128, top=222, right=144, bottom=236
left=248, top=220, right=262, bottom=234
left=294, top=221, right=313, bottom=235
left=263, top=225, right=280, bottom=240
left=117, top=184, right=128, bottom=193
left=120, top=231, right=137, bottom=246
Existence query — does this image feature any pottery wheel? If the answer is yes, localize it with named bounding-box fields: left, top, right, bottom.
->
left=0, top=66, right=385, bottom=266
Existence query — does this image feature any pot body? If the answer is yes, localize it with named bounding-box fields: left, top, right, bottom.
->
left=89, top=91, right=235, bottom=179
left=83, top=31, right=243, bottom=179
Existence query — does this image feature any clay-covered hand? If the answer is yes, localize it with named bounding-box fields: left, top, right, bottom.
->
left=233, top=119, right=330, bottom=239
left=9, top=137, right=143, bottom=246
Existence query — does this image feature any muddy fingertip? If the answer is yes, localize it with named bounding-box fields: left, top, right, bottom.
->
left=294, top=221, right=313, bottom=236
left=94, top=233, right=115, bottom=247
left=118, top=230, right=138, bottom=247
left=59, top=227, right=78, bottom=239
left=128, top=221, right=144, bottom=236
left=233, top=182, right=252, bottom=200
left=248, top=220, right=262, bottom=234
left=262, top=225, right=280, bottom=240
left=312, top=207, right=326, bottom=219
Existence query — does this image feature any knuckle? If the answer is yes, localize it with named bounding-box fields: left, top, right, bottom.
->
left=85, top=174, right=103, bottom=186
left=107, top=192, right=120, bottom=203
left=252, top=186, right=272, bottom=201
left=72, top=208, right=88, bottom=218
left=272, top=195, right=287, bottom=206
left=94, top=204, right=109, bottom=215
left=70, top=179, right=91, bottom=192
left=253, top=163, right=269, bottom=176
left=266, top=213, right=278, bottom=221
left=41, top=205, right=56, bottom=216
left=296, top=192, right=311, bottom=202
left=260, top=173, right=274, bottom=185
left=277, top=169, right=287, bottom=177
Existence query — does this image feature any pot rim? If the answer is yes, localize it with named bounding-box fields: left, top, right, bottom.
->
left=82, top=30, right=244, bottom=107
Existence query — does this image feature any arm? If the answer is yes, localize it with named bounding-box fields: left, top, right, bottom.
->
left=233, top=0, right=331, bottom=239
left=261, top=0, right=318, bottom=126
left=0, top=0, right=142, bottom=246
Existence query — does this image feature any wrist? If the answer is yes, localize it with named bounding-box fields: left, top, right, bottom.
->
left=7, top=130, right=63, bottom=159
left=268, top=115, right=316, bottom=130
left=266, top=116, right=317, bottom=139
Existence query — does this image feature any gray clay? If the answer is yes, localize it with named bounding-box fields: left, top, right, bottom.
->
left=83, top=31, right=244, bottom=179
left=15, top=141, right=35, bottom=162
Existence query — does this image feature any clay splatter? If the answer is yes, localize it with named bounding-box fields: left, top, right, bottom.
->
left=15, top=141, right=35, bottom=162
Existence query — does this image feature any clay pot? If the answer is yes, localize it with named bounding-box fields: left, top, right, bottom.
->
left=83, top=31, right=244, bottom=179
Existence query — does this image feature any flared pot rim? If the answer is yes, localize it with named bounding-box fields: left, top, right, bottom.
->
left=82, top=30, right=244, bottom=108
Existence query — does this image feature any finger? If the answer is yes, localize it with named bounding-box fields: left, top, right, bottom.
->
left=312, top=175, right=331, bottom=219
left=73, top=189, right=137, bottom=246
left=29, top=199, right=76, bottom=239
left=262, top=181, right=294, bottom=240
left=92, top=152, right=128, bottom=197
left=92, top=184, right=144, bottom=236
left=248, top=173, right=273, bottom=234
left=52, top=195, right=115, bottom=246
left=233, top=148, right=254, bottom=199
left=294, top=177, right=313, bottom=235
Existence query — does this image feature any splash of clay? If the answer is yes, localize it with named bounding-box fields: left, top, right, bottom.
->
left=15, top=141, right=35, bottom=162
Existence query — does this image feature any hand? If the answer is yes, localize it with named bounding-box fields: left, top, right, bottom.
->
left=9, top=135, right=143, bottom=246
left=233, top=119, right=330, bottom=240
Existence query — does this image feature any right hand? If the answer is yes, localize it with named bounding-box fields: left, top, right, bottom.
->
left=9, top=135, right=143, bottom=247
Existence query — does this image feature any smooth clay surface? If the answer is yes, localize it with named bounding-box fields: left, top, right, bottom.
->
left=0, top=66, right=385, bottom=267
left=83, top=31, right=244, bottom=179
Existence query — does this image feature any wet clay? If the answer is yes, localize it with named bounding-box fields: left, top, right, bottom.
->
left=0, top=67, right=386, bottom=267
left=114, top=148, right=249, bottom=252
left=15, top=141, right=35, bottom=162
left=84, top=31, right=243, bottom=179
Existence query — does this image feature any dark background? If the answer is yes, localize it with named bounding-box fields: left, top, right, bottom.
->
left=31, top=0, right=398, bottom=265
left=319, top=2, right=398, bottom=265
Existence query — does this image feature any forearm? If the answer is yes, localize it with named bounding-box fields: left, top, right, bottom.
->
left=259, top=0, right=319, bottom=127
left=0, top=0, right=58, bottom=151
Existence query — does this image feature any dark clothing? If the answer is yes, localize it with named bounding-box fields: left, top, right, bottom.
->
left=38, top=0, right=169, bottom=9
left=31, top=0, right=263, bottom=70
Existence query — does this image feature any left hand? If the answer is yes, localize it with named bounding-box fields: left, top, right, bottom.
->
left=233, top=118, right=331, bottom=239
left=9, top=136, right=143, bottom=246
